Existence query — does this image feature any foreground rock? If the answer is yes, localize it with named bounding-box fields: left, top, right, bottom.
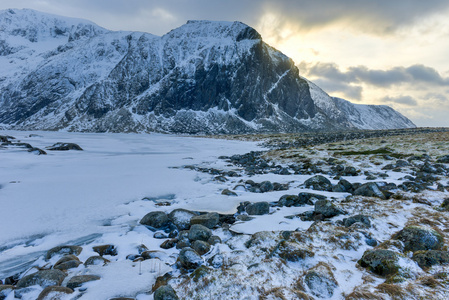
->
left=393, top=226, right=444, bottom=252
left=358, top=249, right=400, bottom=276
left=16, top=270, right=67, bottom=288
left=153, top=285, right=179, bottom=300
left=140, top=211, right=170, bottom=229
left=178, top=248, right=203, bottom=270
left=304, top=263, right=338, bottom=298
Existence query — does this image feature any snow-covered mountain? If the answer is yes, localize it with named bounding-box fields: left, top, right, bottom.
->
left=0, top=9, right=415, bottom=133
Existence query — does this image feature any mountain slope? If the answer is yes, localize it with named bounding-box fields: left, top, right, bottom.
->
left=0, top=9, right=415, bottom=133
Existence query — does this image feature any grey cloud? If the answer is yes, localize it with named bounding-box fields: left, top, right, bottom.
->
left=301, top=62, right=449, bottom=88
left=380, top=96, right=418, bottom=106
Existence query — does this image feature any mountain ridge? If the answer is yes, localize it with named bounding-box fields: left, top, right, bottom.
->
left=0, top=9, right=416, bottom=133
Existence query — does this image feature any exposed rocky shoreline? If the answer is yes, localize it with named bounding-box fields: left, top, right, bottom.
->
left=1, top=128, right=449, bottom=299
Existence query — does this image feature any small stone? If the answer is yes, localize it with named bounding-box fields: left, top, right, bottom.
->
left=141, top=250, right=169, bottom=261
left=358, top=249, right=400, bottom=276
left=66, top=275, right=101, bottom=289
left=160, top=239, right=177, bottom=249
left=188, top=224, right=212, bottom=242
left=178, top=248, right=203, bottom=269
left=16, top=270, right=67, bottom=288
left=259, top=181, right=274, bottom=193
left=190, top=212, right=219, bottom=229
left=304, top=175, right=333, bottom=191
left=168, top=209, right=198, bottom=230
left=245, top=202, right=270, bottom=215
left=84, top=256, right=110, bottom=266
left=393, top=226, right=444, bottom=252
left=332, top=179, right=354, bottom=193
left=93, top=244, right=117, bottom=256
left=207, top=235, right=222, bottom=245
left=46, top=245, right=83, bottom=260
left=54, top=259, right=82, bottom=270
left=221, top=189, right=237, bottom=196
left=314, top=200, right=344, bottom=218
left=353, top=182, right=386, bottom=199
left=304, top=262, right=338, bottom=298
left=47, top=142, right=83, bottom=151
left=342, top=215, right=371, bottom=228
left=413, top=250, right=449, bottom=268
left=192, top=240, right=211, bottom=255
left=153, top=285, right=179, bottom=300
left=37, top=286, right=73, bottom=300
left=140, top=211, right=170, bottom=229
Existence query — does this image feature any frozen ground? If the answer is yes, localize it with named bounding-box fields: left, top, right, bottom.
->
left=1, top=130, right=449, bottom=299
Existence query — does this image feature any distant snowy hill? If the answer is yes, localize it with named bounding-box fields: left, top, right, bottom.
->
left=0, top=9, right=415, bottom=133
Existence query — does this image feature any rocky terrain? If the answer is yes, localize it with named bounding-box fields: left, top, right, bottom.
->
left=0, top=8, right=415, bottom=134
left=1, top=128, right=449, bottom=299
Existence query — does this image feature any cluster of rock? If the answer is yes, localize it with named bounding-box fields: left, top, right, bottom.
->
left=0, top=134, right=83, bottom=155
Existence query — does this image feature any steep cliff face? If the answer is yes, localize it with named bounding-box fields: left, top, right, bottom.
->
left=0, top=9, right=415, bottom=133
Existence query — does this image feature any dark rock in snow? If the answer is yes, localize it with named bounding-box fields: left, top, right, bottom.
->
left=304, top=263, right=338, bottom=298
left=47, top=142, right=83, bottom=151
left=352, top=182, right=386, bottom=199
left=54, top=255, right=82, bottom=270
left=393, top=226, right=444, bottom=252
left=140, top=211, right=170, bottom=229
left=412, top=250, right=449, bottom=268
left=192, top=240, right=211, bottom=255
left=46, top=245, right=83, bottom=260
left=16, top=270, right=67, bottom=288
left=358, top=249, right=401, bottom=276
left=84, top=256, right=110, bottom=266
left=168, top=209, right=198, bottom=231
left=190, top=212, right=219, bottom=229
left=66, top=275, right=101, bottom=289
left=37, top=286, right=74, bottom=300
left=332, top=179, right=354, bottom=193
left=246, top=202, right=270, bottom=215
left=304, top=175, right=333, bottom=191
left=160, top=239, right=177, bottom=249
left=221, top=189, right=237, bottom=196
left=342, top=215, right=371, bottom=228
left=314, top=200, right=344, bottom=218
left=153, top=284, right=179, bottom=300
left=92, top=244, right=118, bottom=256
left=277, top=241, right=314, bottom=262
left=188, top=224, right=212, bottom=242
left=178, top=247, right=203, bottom=270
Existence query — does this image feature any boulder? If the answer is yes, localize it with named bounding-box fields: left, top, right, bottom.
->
left=47, top=142, right=83, bottom=151
left=66, top=275, right=101, bottom=289
left=140, top=211, right=170, bottom=229
left=259, top=181, right=274, bottom=193
left=314, top=200, right=344, bottom=218
left=342, top=215, right=371, bottom=228
left=353, top=182, right=386, bottom=199
left=393, top=226, right=444, bottom=252
left=16, top=270, right=67, bottom=288
left=46, top=245, right=83, bottom=260
left=277, top=241, right=314, bottom=262
left=190, top=212, right=219, bottom=229
left=84, top=256, right=110, bottom=266
left=304, top=262, right=338, bottom=298
left=153, top=285, right=179, bottom=300
left=192, top=240, right=211, bottom=255
left=168, top=209, right=198, bottom=230
left=221, top=189, right=237, bottom=196
left=358, top=249, right=400, bottom=276
left=178, top=248, right=203, bottom=269
left=93, top=244, right=117, bottom=256
left=188, top=224, right=212, bottom=242
left=304, top=175, right=333, bottom=191
left=412, top=250, right=449, bottom=268
left=332, top=179, right=354, bottom=193
left=37, top=286, right=73, bottom=300
left=246, top=202, right=270, bottom=215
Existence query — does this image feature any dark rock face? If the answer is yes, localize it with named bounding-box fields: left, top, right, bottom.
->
left=393, top=226, right=444, bottom=252
left=353, top=182, right=386, bottom=199
left=342, top=215, right=371, bottom=228
left=188, top=224, right=212, bottom=242
left=190, top=212, right=219, bottom=229
left=178, top=248, right=203, bottom=270
left=0, top=10, right=415, bottom=134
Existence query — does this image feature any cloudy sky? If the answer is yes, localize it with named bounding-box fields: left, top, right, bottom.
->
left=1, top=0, right=449, bottom=127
